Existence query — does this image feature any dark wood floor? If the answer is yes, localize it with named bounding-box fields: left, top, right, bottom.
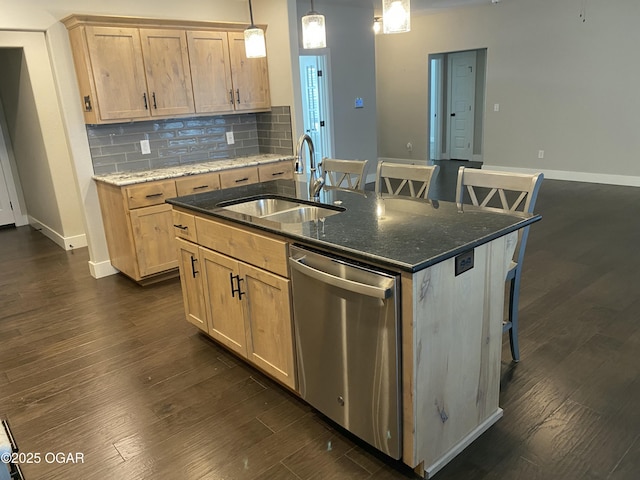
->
left=1, top=167, right=639, bottom=479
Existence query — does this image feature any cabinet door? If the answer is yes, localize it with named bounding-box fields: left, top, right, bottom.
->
left=200, top=248, right=247, bottom=357
left=129, top=203, right=179, bottom=277
left=187, top=31, right=235, bottom=114
left=227, top=32, right=271, bottom=111
left=240, top=262, right=295, bottom=389
left=176, top=238, right=207, bottom=331
left=85, top=26, right=150, bottom=121
left=139, top=29, right=195, bottom=117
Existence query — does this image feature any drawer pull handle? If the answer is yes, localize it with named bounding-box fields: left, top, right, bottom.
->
left=152, top=92, right=157, bottom=109
left=229, top=89, right=234, bottom=104
left=143, top=92, right=148, bottom=110
left=271, top=171, right=285, bottom=176
left=145, top=193, right=164, bottom=198
left=235, top=177, right=249, bottom=183
left=193, top=185, right=209, bottom=190
left=173, top=224, right=188, bottom=231
left=236, top=88, right=241, bottom=104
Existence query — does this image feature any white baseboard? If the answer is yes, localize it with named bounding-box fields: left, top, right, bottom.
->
left=482, top=165, right=640, bottom=187
left=28, top=215, right=88, bottom=251
left=89, top=260, right=119, bottom=279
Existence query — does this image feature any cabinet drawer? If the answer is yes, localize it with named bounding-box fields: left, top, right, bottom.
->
left=172, top=210, right=197, bottom=241
left=125, top=180, right=177, bottom=209
left=175, top=173, right=221, bottom=196
left=258, top=161, right=294, bottom=182
left=219, top=166, right=259, bottom=189
left=195, top=217, right=288, bottom=277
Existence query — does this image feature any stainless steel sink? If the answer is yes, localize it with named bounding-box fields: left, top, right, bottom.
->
left=217, top=195, right=344, bottom=223
left=220, top=198, right=302, bottom=217
left=262, top=205, right=341, bottom=223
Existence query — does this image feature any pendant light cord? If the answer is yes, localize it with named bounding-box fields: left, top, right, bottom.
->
left=248, top=0, right=256, bottom=27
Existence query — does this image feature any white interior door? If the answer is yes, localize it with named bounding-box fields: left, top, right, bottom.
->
left=429, top=55, right=444, bottom=161
left=447, top=50, right=476, bottom=161
left=300, top=55, right=332, bottom=172
left=0, top=159, right=15, bottom=226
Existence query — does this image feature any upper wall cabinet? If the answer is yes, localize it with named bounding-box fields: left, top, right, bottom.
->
left=139, top=28, right=195, bottom=117
left=63, top=15, right=271, bottom=124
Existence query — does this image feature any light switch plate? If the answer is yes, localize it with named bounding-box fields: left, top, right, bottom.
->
left=355, top=97, right=364, bottom=108
left=140, top=139, right=151, bottom=155
left=226, top=131, right=235, bottom=145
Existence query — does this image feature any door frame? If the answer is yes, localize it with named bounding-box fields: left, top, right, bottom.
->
left=428, top=48, right=486, bottom=163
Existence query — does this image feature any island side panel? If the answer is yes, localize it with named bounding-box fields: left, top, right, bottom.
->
left=410, top=233, right=517, bottom=477
left=401, top=272, right=417, bottom=469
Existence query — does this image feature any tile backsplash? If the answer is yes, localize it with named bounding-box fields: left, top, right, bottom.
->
left=88, top=106, right=293, bottom=175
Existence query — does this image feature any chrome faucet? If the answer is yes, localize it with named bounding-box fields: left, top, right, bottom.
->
left=296, top=133, right=324, bottom=199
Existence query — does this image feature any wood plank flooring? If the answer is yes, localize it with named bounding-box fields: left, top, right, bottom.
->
left=1, top=171, right=639, bottom=479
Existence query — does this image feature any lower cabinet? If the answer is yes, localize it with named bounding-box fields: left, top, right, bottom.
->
left=175, top=238, right=207, bottom=331
left=95, top=160, right=293, bottom=283
left=174, top=213, right=296, bottom=390
left=130, top=204, right=179, bottom=277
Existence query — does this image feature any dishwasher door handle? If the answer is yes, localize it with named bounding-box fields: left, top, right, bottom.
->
left=289, top=256, right=393, bottom=299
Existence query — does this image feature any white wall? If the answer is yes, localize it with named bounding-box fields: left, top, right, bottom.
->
left=0, top=0, right=298, bottom=277
left=295, top=0, right=378, bottom=178
left=376, top=0, right=640, bottom=185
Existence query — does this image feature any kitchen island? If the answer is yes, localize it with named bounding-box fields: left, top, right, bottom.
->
left=167, top=178, right=541, bottom=478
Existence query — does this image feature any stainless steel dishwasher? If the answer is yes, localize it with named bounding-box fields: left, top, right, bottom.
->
left=289, top=245, right=402, bottom=459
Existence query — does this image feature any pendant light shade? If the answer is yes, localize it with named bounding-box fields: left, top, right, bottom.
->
left=302, top=0, right=326, bottom=49
left=383, top=0, right=410, bottom=34
left=244, top=0, right=266, bottom=58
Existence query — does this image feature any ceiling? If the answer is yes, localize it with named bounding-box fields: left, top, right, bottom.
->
left=331, top=0, right=493, bottom=15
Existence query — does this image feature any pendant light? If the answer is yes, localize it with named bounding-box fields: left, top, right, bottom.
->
left=383, top=0, right=410, bottom=34
left=373, top=17, right=382, bottom=34
left=302, top=0, right=326, bottom=49
left=244, top=0, right=266, bottom=58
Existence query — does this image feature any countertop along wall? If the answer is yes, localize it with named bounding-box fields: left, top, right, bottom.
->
left=375, top=0, right=640, bottom=186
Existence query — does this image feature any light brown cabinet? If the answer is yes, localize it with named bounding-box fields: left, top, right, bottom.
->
left=63, top=15, right=271, bottom=124
left=96, top=179, right=179, bottom=283
left=187, top=30, right=271, bottom=114
left=175, top=237, right=208, bottom=331
left=94, top=171, right=216, bottom=283
left=139, top=28, right=195, bottom=117
left=95, top=160, right=293, bottom=283
left=227, top=32, right=271, bottom=111
left=187, top=31, right=235, bottom=114
left=79, top=26, right=150, bottom=122
left=175, top=212, right=296, bottom=389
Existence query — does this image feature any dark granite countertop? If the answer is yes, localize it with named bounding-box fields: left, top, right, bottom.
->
left=166, top=178, right=541, bottom=273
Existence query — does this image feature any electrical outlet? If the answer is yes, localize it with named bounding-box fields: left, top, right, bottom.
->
left=455, top=249, right=474, bottom=276
left=538, top=150, right=545, bottom=159
left=226, top=131, right=235, bottom=145
left=493, top=103, right=500, bottom=112
left=406, top=142, right=413, bottom=152
left=140, top=139, right=151, bottom=155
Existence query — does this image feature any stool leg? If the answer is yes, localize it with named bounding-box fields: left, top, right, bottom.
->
left=508, top=272, right=521, bottom=362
